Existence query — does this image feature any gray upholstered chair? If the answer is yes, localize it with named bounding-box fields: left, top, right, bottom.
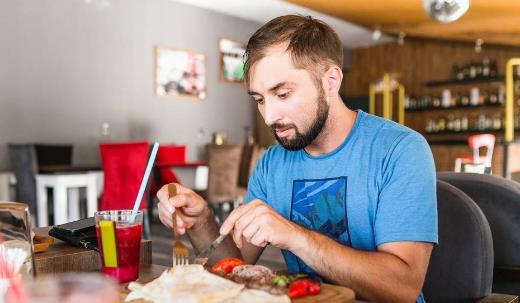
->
left=423, top=180, right=494, bottom=302
left=438, top=172, right=520, bottom=295
left=8, top=144, right=38, bottom=223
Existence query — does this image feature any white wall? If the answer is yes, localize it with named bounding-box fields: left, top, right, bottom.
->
left=0, top=0, right=260, bottom=170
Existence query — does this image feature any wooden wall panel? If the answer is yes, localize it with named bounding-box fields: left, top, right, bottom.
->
left=346, top=38, right=520, bottom=97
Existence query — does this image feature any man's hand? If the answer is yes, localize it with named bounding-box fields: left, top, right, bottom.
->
left=157, top=183, right=209, bottom=234
left=219, top=199, right=303, bottom=250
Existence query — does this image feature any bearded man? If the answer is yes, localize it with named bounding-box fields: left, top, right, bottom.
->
left=158, top=15, right=437, bottom=303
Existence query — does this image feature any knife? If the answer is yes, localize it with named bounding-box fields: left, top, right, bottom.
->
left=193, top=234, right=227, bottom=265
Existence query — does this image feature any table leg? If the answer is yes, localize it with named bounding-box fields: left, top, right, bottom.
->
left=194, top=166, right=208, bottom=191
left=68, top=187, right=80, bottom=221
left=36, top=178, right=48, bottom=227
left=54, top=184, right=68, bottom=225
left=86, top=174, right=98, bottom=217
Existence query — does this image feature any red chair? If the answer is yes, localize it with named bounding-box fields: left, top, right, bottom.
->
left=99, top=141, right=151, bottom=236
left=151, top=145, right=186, bottom=196
left=454, top=134, right=495, bottom=174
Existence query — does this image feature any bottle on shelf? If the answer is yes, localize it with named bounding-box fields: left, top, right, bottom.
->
left=461, top=115, right=469, bottom=131
left=442, top=89, right=451, bottom=108
left=477, top=113, right=487, bottom=130
left=482, top=58, right=490, bottom=77
left=469, top=61, right=477, bottom=79
left=492, top=113, right=502, bottom=130
left=470, top=87, right=480, bottom=106
left=476, top=60, right=483, bottom=78
left=460, top=94, right=470, bottom=106
left=462, top=64, right=470, bottom=80
left=490, top=60, right=498, bottom=77
left=452, top=65, right=462, bottom=80
left=433, top=96, right=441, bottom=108
left=488, top=91, right=496, bottom=105
left=453, top=114, right=462, bottom=132
left=498, top=86, right=505, bottom=105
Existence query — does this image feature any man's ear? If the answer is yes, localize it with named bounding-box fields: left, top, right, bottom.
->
left=323, top=66, right=343, bottom=98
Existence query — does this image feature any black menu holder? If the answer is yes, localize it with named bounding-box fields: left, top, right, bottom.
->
left=48, top=217, right=98, bottom=251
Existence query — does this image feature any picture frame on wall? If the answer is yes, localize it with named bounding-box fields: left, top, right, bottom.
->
left=219, top=38, right=246, bottom=83
left=154, top=46, right=207, bottom=99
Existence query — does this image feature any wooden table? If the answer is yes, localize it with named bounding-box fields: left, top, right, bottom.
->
left=34, top=227, right=151, bottom=275
left=119, top=264, right=356, bottom=303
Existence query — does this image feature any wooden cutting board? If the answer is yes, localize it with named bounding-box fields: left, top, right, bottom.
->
left=119, top=264, right=355, bottom=303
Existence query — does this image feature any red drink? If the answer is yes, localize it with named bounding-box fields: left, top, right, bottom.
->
left=96, top=222, right=142, bottom=283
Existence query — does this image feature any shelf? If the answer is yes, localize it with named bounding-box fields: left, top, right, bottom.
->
left=405, top=103, right=503, bottom=112
left=424, top=76, right=505, bottom=87
left=425, top=128, right=519, bottom=135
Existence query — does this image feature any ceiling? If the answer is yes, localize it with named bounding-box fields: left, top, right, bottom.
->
left=173, top=0, right=393, bottom=48
left=287, top=0, right=520, bottom=46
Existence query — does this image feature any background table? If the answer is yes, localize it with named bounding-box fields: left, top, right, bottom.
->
left=35, top=166, right=102, bottom=226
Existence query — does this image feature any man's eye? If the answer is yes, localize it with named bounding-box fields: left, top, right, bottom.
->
left=277, top=91, right=291, bottom=99
left=252, top=97, right=264, bottom=105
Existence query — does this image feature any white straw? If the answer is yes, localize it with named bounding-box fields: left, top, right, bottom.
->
left=131, top=142, right=159, bottom=221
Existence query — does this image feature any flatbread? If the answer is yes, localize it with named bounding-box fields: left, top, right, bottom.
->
left=125, top=264, right=244, bottom=303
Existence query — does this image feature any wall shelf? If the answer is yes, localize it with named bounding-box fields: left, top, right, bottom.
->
left=424, top=76, right=505, bottom=87
left=406, top=103, right=502, bottom=112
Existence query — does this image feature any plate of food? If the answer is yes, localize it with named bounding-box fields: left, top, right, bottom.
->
left=125, top=257, right=322, bottom=303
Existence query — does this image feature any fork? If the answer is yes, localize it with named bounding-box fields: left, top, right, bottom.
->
left=169, top=183, right=189, bottom=266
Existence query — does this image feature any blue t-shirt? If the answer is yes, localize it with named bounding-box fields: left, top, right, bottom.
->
left=245, top=110, right=437, bottom=303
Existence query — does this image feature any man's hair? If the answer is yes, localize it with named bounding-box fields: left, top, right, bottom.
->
left=244, top=15, right=343, bottom=85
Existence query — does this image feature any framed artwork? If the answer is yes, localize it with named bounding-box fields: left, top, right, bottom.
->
left=219, top=38, right=246, bottom=83
left=154, top=46, right=207, bottom=99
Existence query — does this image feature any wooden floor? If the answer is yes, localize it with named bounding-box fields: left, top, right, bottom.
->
left=149, top=218, right=287, bottom=271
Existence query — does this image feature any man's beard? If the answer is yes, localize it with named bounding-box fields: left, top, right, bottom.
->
left=271, top=85, right=329, bottom=151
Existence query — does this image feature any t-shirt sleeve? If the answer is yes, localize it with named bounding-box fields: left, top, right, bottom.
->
left=244, top=149, right=269, bottom=204
left=374, top=132, right=438, bottom=246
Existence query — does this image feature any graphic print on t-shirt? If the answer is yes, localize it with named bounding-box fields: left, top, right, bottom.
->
left=286, top=176, right=349, bottom=274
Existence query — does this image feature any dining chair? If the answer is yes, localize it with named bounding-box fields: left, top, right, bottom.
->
left=99, top=141, right=151, bottom=238
left=438, top=172, right=520, bottom=295
left=8, top=144, right=38, bottom=224
left=237, top=144, right=265, bottom=202
left=149, top=145, right=186, bottom=223
left=34, top=144, right=73, bottom=168
left=454, top=134, right=495, bottom=174
left=201, top=144, right=243, bottom=222
left=423, top=180, right=494, bottom=302
left=151, top=145, right=186, bottom=194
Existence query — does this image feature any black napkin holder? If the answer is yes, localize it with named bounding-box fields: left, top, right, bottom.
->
left=48, top=217, right=99, bottom=251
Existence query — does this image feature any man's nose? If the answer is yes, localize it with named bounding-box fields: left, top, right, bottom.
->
left=262, top=99, right=281, bottom=127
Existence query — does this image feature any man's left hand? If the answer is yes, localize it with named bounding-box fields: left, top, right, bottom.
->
left=219, top=199, right=303, bottom=250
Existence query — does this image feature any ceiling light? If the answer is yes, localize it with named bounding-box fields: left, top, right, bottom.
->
left=423, top=0, right=470, bottom=23
left=372, top=26, right=382, bottom=41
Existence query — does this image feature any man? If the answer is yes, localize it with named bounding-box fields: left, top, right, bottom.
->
left=157, top=15, right=437, bottom=302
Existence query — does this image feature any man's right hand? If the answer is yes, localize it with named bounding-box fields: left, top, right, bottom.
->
left=157, top=183, right=209, bottom=234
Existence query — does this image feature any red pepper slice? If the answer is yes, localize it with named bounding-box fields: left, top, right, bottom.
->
left=210, top=257, right=246, bottom=274
left=288, top=278, right=321, bottom=299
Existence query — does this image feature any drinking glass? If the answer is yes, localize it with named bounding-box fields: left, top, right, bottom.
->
left=0, top=202, right=34, bottom=302
left=94, top=210, right=142, bottom=283
left=24, top=272, right=118, bottom=303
